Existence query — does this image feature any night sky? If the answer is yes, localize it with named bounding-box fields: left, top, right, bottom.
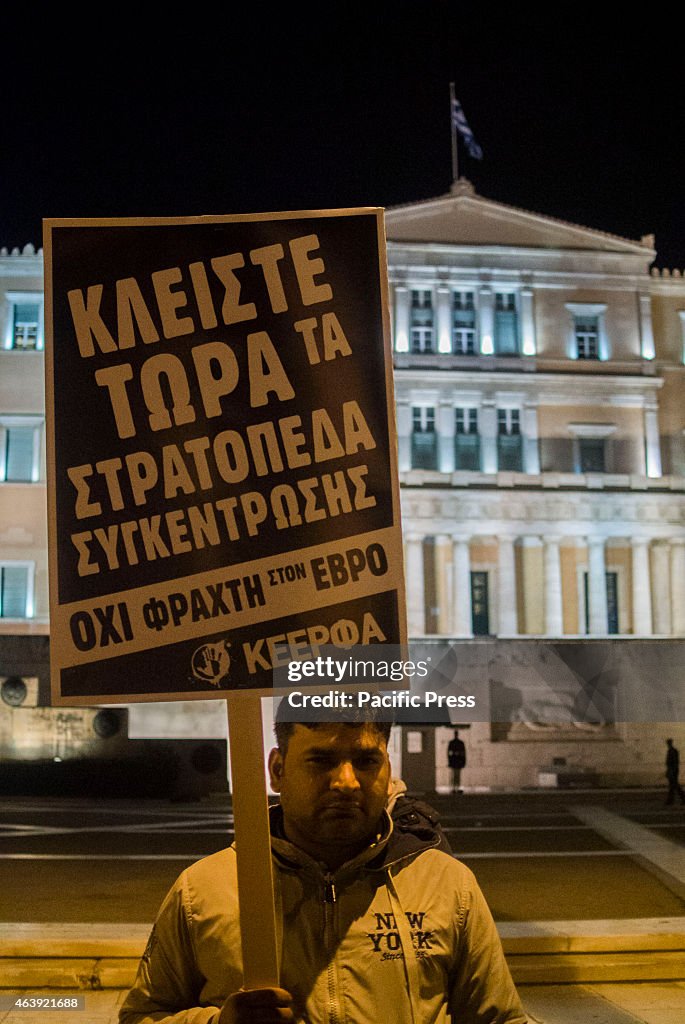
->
left=3, top=6, right=683, bottom=266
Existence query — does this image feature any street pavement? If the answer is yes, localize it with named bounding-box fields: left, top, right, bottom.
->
left=2, top=788, right=682, bottom=922
left=1, top=985, right=685, bottom=1024
left=0, top=788, right=683, bottom=1023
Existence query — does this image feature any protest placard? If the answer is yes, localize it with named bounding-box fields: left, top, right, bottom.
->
left=45, top=208, right=407, bottom=987
left=44, top=210, right=406, bottom=704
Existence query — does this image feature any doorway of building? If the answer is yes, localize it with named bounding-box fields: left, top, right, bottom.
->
left=400, top=726, right=436, bottom=793
left=470, top=571, right=490, bottom=635
left=583, top=570, right=619, bottom=634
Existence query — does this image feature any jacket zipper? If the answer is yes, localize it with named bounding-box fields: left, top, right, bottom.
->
left=323, top=874, right=340, bottom=1024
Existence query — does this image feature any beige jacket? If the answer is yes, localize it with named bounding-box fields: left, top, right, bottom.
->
left=120, top=804, right=527, bottom=1024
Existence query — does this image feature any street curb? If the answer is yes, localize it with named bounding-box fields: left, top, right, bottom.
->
left=2, top=919, right=684, bottom=988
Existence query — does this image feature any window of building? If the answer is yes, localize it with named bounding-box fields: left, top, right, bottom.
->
left=453, top=291, right=476, bottom=354
left=455, top=407, right=480, bottom=470
left=5, top=427, right=35, bottom=481
left=410, top=289, right=434, bottom=352
left=565, top=303, right=607, bottom=361
left=568, top=423, right=615, bottom=474
left=497, top=408, right=522, bottom=471
left=0, top=564, right=31, bottom=618
left=494, top=292, right=519, bottom=355
left=411, top=289, right=432, bottom=309
left=411, top=327, right=434, bottom=353
left=13, top=303, right=40, bottom=350
left=578, top=437, right=606, bottom=473
left=0, top=418, right=42, bottom=482
left=411, top=406, right=437, bottom=469
left=4, top=292, right=44, bottom=351
left=575, top=315, right=599, bottom=359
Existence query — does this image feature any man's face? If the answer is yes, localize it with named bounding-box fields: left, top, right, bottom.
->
left=269, top=724, right=392, bottom=866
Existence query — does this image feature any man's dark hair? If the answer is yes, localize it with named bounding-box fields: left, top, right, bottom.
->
left=274, top=699, right=392, bottom=755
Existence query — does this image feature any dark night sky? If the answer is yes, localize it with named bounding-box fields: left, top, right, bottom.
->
left=3, top=6, right=683, bottom=266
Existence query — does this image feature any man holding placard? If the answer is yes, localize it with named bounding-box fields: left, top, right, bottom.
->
left=120, top=715, right=527, bottom=1024
left=45, top=210, right=524, bottom=1023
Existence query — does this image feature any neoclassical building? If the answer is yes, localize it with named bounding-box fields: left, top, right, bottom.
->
left=387, top=180, right=685, bottom=643
left=1, top=184, right=684, bottom=790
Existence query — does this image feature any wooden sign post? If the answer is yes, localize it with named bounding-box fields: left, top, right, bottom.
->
left=226, top=693, right=279, bottom=987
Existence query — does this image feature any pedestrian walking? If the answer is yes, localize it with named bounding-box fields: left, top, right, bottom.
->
left=447, top=728, right=467, bottom=794
left=665, top=738, right=685, bottom=806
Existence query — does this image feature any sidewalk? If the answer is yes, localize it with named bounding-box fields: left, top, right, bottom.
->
left=1, top=917, right=685, bottom=1023
left=3, top=984, right=685, bottom=1024
left=2, top=795, right=683, bottom=1022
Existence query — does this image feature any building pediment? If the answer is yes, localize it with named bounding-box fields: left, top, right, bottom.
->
left=385, top=180, right=653, bottom=257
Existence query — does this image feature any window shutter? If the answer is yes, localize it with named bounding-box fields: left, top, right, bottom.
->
left=1, top=566, right=28, bottom=617
left=6, top=427, right=34, bottom=481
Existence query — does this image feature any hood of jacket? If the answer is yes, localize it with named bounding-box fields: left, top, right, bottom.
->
left=267, top=788, right=444, bottom=882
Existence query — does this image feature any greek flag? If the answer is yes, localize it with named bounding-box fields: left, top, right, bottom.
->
left=451, top=99, right=483, bottom=160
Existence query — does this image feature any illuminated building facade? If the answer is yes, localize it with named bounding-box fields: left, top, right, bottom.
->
left=0, top=244, right=46, bottom=632
left=388, top=181, right=685, bottom=644
left=386, top=182, right=685, bottom=787
left=1, top=183, right=684, bottom=789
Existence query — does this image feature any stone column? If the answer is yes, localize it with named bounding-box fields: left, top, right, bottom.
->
left=638, top=293, right=655, bottom=361
left=2, top=300, right=12, bottom=350
left=498, top=536, right=518, bottom=635
left=436, top=285, right=452, bottom=354
left=670, top=539, right=685, bottom=636
left=587, top=537, right=608, bottom=635
left=644, top=404, right=662, bottom=478
left=480, top=400, right=498, bottom=474
left=597, top=311, right=610, bottom=362
left=405, top=534, right=425, bottom=636
left=631, top=538, right=652, bottom=636
left=38, top=301, right=45, bottom=353
left=520, top=287, right=536, bottom=356
left=651, top=541, right=671, bottom=635
left=544, top=536, right=564, bottom=636
left=519, top=536, right=544, bottom=634
left=451, top=535, right=473, bottom=636
left=394, top=285, right=410, bottom=352
left=437, top=399, right=455, bottom=473
left=434, top=534, right=452, bottom=634
left=478, top=286, right=494, bottom=355
left=522, top=402, right=540, bottom=475
left=30, top=426, right=41, bottom=483
left=396, top=398, right=412, bottom=472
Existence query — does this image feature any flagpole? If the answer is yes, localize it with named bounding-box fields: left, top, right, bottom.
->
left=449, top=81, right=459, bottom=184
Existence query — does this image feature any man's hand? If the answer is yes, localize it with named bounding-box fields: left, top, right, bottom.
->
left=218, top=987, right=295, bottom=1024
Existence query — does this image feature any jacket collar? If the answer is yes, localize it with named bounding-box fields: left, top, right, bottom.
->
left=267, top=794, right=443, bottom=879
